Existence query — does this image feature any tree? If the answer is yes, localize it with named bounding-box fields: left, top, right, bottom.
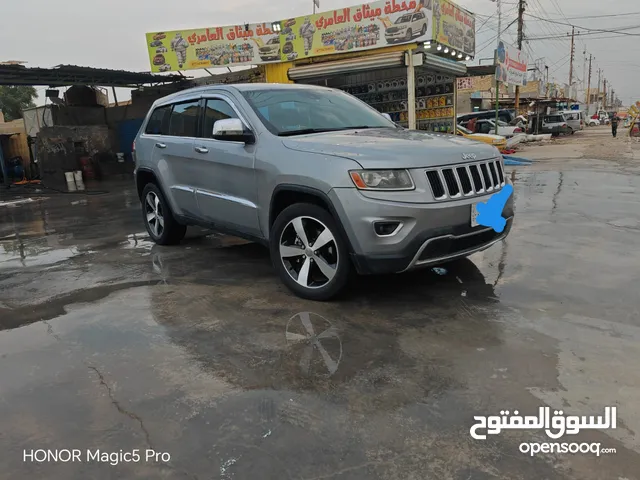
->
left=0, top=86, right=37, bottom=121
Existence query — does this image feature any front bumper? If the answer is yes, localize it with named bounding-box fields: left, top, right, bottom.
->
left=385, top=30, right=407, bottom=39
left=329, top=187, right=514, bottom=275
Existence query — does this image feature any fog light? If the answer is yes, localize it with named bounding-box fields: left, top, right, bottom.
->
left=374, top=221, right=402, bottom=236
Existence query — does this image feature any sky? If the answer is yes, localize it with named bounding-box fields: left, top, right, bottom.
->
left=1, top=0, right=638, bottom=106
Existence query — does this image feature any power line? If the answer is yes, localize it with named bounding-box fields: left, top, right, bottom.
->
left=528, top=11, right=640, bottom=21
left=526, top=12, right=640, bottom=36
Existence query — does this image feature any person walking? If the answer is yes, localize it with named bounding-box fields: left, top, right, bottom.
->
left=611, top=115, right=619, bottom=138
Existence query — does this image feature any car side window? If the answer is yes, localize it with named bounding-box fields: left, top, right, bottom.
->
left=145, top=106, right=171, bottom=135
left=202, top=99, right=239, bottom=138
left=167, top=100, right=200, bottom=137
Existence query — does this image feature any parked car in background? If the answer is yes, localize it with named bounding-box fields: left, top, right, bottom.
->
left=457, top=109, right=517, bottom=126
left=588, top=116, right=600, bottom=127
left=134, top=84, right=513, bottom=300
left=460, top=119, right=523, bottom=138
left=561, top=111, right=584, bottom=133
left=456, top=125, right=508, bottom=150
left=541, top=114, right=570, bottom=136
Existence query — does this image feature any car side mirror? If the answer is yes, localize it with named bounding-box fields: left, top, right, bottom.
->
left=212, top=118, right=255, bottom=144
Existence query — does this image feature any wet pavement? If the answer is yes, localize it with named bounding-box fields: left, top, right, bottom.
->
left=1, top=136, right=640, bottom=479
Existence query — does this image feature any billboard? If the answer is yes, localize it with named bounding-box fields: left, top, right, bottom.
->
left=278, top=0, right=433, bottom=62
left=433, top=0, right=475, bottom=56
left=495, top=41, right=528, bottom=86
left=145, top=23, right=281, bottom=73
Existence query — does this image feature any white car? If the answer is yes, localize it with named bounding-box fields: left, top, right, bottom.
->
left=470, top=119, right=524, bottom=138
left=588, top=118, right=600, bottom=127
left=259, top=37, right=281, bottom=61
left=385, top=11, right=428, bottom=43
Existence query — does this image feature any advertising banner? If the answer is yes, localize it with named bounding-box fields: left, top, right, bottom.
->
left=278, top=0, right=433, bottom=62
left=145, top=23, right=281, bottom=72
left=433, top=0, right=475, bottom=56
left=495, top=41, right=528, bottom=86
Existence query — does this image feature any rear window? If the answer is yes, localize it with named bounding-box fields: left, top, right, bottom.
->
left=545, top=116, right=564, bottom=123
left=168, top=100, right=200, bottom=137
left=145, top=106, right=171, bottom=135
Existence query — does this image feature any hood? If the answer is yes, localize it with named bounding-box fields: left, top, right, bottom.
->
left=282, top=128, right=501, bottom=169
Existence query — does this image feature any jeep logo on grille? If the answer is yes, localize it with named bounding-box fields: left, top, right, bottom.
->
left=462, top=153, right=477, bottom=161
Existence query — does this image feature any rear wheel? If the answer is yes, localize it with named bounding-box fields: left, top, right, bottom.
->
left=270, top=203, right=350, bottom=301
left=142, top=183, right=186, bottom=245
left=421, top=23, right=427, bottom=36
left=405, top=28, right=413, bottom=41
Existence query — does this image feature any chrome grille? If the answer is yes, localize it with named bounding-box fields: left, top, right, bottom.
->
left=426, top=158, right=506, bottom=200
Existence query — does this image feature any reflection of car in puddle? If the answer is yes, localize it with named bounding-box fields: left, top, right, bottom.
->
left=286, top=312, right=342, bottom=377
left=147, top=254, right=502, bottom=407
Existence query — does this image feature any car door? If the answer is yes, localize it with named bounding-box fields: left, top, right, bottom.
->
left=148, top=100, right=200, bottom=217
left=191, top=95, right=261, bottom=236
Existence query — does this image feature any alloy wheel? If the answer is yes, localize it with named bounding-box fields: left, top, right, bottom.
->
left=279, top=216, right=339, bottom=289
left=145, top=191, right=165, bottom=238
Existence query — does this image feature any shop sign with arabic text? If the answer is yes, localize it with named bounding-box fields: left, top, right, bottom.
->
left=278, top=0, right=434, bottom=62
left=145, top=23, right=281, bottom=73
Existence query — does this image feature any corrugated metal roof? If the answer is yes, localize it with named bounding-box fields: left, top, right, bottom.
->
left=0, top=64, right=187, bottom=87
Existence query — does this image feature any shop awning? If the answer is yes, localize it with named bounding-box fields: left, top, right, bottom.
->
left=421, top=53, right=467, bottom=77
left=288, top=51, right=406, bottom=81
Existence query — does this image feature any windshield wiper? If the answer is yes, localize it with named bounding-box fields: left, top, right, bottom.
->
left=278, top=126, right=382, bottom=137
left=278, top=128, right=344, bottom=137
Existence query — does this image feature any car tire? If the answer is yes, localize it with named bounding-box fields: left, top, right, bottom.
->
left=270, top=203, right=351, bottom=301
left=405, top=28, right=413, bottom=41
left=141, top=183, right=186, bottom=246
left=421, top=23, right=427, bottom=36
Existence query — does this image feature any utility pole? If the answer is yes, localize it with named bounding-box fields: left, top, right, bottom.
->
left=514, top=0, right=526, bottom=113
left=568, top=26, right=575, bottom=89
left=585, top=54, right=592, bottom=115
left=596, top=68, right=601, bottom=111
left=603, top=79, right=607, bottom=109
left=545, top=65, right=549, bottom=97
left=492, top=0, right=502, bottom=135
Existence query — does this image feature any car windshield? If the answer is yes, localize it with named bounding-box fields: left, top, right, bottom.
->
left=395, top=14, right=412, bottom=24
left=240, top=87, right=397, bottom=136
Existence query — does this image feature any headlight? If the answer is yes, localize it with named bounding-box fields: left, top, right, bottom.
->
left=350, top=170, right=414, bottom=190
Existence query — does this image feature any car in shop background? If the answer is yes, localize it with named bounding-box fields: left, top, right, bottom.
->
left=456, top=125, right=508, bottom=150
left=259, top=37, right=281, bottom=61
left=134, top=83, right=513, bottom=301
left=384, top=11, right=428, bottom=43
left=588, top=116, right=600, bottom=126
left=459, top=119, right=523, bottom=138
left=541, top=114, right=571, bottom=136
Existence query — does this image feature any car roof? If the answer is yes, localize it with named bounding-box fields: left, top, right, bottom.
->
left=154, top=83, right=335, bottom=106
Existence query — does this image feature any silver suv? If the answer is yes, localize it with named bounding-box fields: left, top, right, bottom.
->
left=134, top=84, right=513, bottom=300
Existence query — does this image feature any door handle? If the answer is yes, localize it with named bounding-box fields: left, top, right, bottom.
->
left=155, top=142, right=167, bottom=149
left=194, top=146, right=209, bottom=154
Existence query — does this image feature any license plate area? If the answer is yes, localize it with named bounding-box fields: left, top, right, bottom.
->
left=471, top=203, right=480, bottom=227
